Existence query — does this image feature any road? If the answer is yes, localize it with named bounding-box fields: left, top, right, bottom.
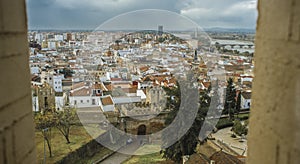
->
left=98, top=139, right=142, bottom=164
left=211, top=127, right=248, bottom=156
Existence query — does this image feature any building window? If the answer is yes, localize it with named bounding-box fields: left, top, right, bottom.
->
left=80, top=100, right=83, bottom=103
left=92, top=99, right=95, bottom=105
left=87, top=100, right=89, bottom=103
left=74, top=100, right=77, bottom=105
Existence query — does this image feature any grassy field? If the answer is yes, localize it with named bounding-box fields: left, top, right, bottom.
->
left=35, top=125, right=97, bottom=163
left=122, top=145, right=174, bottom=164
left=122, top=143, right=218, bottom=164
left=237, top=113, right=250, bottom=120
left=122, top=152, right=165, bottom=164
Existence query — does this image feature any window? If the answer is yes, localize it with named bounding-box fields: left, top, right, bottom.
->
left=44, top=97, right=48, bottom=108
left=74, top=100, right=77, bottom=105
left=87, top=100, right=89, bottom=103
left=80, top=100, right=83, bottom=103
left=92, top=99, right=96, bottom=105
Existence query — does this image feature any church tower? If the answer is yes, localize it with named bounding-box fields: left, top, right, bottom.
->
left=194, top=50, right=198, bottom=62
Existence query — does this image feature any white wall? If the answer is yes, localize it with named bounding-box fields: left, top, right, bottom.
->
left=53, top=75, right=64, bottom=92
left=32, top=96, right=39, bottom=112
left=55, top=96, right=65, bottom=111
left=69, top=96, right=101, bottom=108
left=241, top=97, right=251, bottom=109
left=30, top=67, right=40, bottom=74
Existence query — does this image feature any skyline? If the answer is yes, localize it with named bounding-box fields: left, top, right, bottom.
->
left=26, top=0, right=258, bottom=30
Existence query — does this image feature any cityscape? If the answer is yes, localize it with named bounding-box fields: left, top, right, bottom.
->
left=28, top=23, right=254, bottom=163
left=1, top=0, right=299, bottom=164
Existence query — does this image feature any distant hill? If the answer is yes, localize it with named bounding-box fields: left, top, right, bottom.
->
left=204, top=27, right=255, bottom=34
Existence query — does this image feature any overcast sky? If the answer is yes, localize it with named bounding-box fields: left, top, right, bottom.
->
left=26, top=0, right=258, bottom=30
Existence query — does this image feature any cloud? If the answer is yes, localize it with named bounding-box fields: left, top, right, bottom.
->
left=53, top=0, right=136, bottom=11
left=178, top=0, right=258, bottom=28
left=26, top=0, right=257, bottom=29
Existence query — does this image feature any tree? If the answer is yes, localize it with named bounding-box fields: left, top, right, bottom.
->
left=161, top=82, right=210, bottom=163
left=232, top=120, right=248, bottom=136
left=60, top=68, right=74, bottom=78
left=215, top=42, right=221, bottom=51
left=235, top=92, right=241, bottom=115
left=35, top=112, right=55, bottom=157
left=54, top=107, right=77, bottom=144
left=223, top=78, right=236, bottom=120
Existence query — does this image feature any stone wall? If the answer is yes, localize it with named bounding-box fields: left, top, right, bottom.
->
left=247, top=0, right=300, bottom=163
left=0, top=0, right=36, bottom=163
left=56, top=135, right=111, bottom=164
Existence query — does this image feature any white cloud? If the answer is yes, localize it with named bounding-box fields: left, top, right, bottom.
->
left=27, top=0, right=258, bottom=29
left=179, top=0, right=258, bottom=28
left=54, top=0, right=137, bottom=11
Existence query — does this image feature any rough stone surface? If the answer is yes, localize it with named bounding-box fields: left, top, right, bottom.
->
left=247, top=0, right=300, bottom=164
left=0, top=0, right=36, bottom=163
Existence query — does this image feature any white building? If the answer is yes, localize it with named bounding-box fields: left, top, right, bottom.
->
left=41, top=72, right=64, bottom=92
left=41, top=71, right=53, bottom=85
left=53, top=75, right=64, bottom=92
left=30, top=67, right=40, bottom=74
left=32, top=96, right=39, bottom=112
left=241, top=91, right=251, bottom=109
left=99, top=95, right=115, bottom=112
left=48, top=41, right=57, bottom=50
left=68, top=82, right=107, bottom=108
left=55, top=96, right=65, bottom=111
left=55, top=35, right=64, bottom=41
left=34, top=33, right=43, bottom=43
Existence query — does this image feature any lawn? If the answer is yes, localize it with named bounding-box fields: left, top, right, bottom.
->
left=122, top=145, right=173, bottom=164
left=237, top=113, right=250, bottom=120
left=35, top=125, right=97, bottom=163
left=122, top=152, right=165, bottom=164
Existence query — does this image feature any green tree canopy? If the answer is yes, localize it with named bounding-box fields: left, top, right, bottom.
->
left=223, top=78, right=237, bottom=120
left=161, top=82, right=210, bottom=163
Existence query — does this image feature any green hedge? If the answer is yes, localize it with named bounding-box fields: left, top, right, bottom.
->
left=216, top=118, right=234, bottom=129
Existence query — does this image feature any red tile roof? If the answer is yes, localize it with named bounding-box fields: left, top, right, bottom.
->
left=210, top=151, right=244, bottom=164
left=186, top=153, right=209, bottom=164
left=70, top=87, right=90, bottom=96
left=101, top=96, right=114, bottom=105
left=91, top=82, right=107, bottom=91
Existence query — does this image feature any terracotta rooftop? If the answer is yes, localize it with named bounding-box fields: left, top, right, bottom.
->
left=70, top=87, right=90, bottom=96
left=104, top=84, right=113, bottom=91
left=122, top=87, right=137, bottom=94
left=111, top=78, right=123, bottom=81
left=71, top=82, right=86, bottom=90
left=202, top=82, right=211, bottom=89
left=91, top=82, right=108, bottom=91
left=210, top=151, right=244, bottom=164
left=101, top=96, right=114, bottom=106
left=139, top=66, right=150, bottom=72
left=186, top=153, right=209, bottom=164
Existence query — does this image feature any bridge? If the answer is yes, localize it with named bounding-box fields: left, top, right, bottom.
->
left=212, top=40, right=255, bottom=49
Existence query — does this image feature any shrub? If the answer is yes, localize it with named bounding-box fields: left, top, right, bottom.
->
left=216, top=118, right=234, bottom=129
left=232, top=120, right=248, bottom=136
